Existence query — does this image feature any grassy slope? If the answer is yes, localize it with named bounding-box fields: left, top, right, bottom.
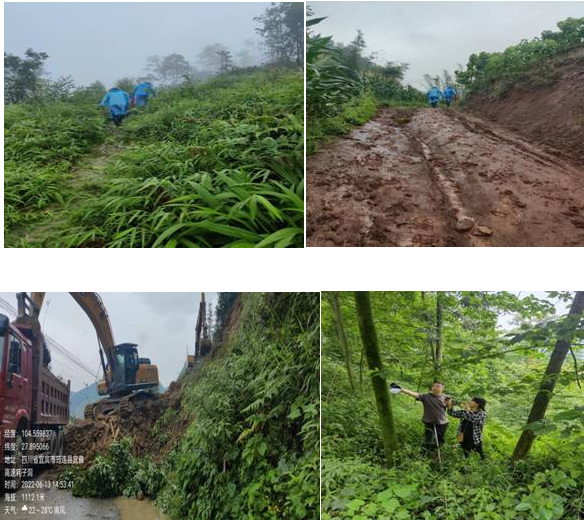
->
left=307, top=94, right=378, bottom=155
left=4, top=70, right=303, bottom=247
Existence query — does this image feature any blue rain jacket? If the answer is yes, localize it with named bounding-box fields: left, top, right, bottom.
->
left=444, top=86, right=457, bottom=101
left=132, top=82, right=155, bottom=106
left=100, top=88, right=130, bottom=116
left=427, top=87, right=443, bottom=103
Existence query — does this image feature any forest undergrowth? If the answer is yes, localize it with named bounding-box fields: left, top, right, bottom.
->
left=322, top=292, right=584, bottom=520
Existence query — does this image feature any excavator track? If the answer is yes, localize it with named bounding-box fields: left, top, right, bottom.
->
left=84, top=403, right=95, bottom=420
left=84, top=391, right=157, bottom=420
left=118, top=395, right=131, bottom=417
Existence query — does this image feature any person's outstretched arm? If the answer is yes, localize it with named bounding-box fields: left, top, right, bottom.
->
left=397, top=385, right=420, bottom=399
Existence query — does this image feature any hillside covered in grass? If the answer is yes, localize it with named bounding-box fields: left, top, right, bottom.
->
left=63, top=292, right=320, bottom=519
left=5, top=70, right=303, bottom=247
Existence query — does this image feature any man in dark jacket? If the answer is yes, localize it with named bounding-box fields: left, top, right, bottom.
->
left=393, top=381, right=450, bottom=457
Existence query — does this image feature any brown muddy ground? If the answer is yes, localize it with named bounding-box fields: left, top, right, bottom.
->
left=9, top=472, right=167, bottom=520
left=307, top=108, right=584, bottom=247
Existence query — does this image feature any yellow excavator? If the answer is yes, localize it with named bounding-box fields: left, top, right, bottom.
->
left=186, top=292, right=213, bottom=369
left=22, top=292, right=159, bottom=419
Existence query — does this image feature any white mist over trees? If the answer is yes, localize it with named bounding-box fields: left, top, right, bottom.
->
left=4, top=2, right=304, bottom=102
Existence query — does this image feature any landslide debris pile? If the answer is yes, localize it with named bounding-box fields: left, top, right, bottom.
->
left=64, top=380, right=187, bottom=466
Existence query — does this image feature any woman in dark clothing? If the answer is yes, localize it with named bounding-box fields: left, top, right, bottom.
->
left=446, top=397, right=487, bottom=459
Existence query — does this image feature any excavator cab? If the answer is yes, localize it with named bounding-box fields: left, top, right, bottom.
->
left=99, top=343, right=158, bottom=397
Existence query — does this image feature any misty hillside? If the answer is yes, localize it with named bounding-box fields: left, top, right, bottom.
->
left=4, top=2, right=304, bottom=248
left=69, top=383, right=99, bottom=419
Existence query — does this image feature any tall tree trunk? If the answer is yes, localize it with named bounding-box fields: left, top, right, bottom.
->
left=434, top=293, right=443, bottom=378
left=512, top=291, right=584, bottom=461
left=326, top=292, right=355, bottom=392
left=424, top=292, right=444, bottom=379
left=354, top=292, right=399, bottom=466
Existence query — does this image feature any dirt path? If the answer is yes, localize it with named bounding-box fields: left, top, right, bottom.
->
left=307, top=108, right=584, bottom=247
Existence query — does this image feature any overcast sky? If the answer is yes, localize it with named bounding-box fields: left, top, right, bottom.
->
left=4, top=2, right=270, bottom=87
left=310, top=2, right=584, bottom=89
left=0, top=292, right=218, bottom=392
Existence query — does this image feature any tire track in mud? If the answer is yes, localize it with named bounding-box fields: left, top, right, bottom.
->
left=307, top=108, right=584, bottom=247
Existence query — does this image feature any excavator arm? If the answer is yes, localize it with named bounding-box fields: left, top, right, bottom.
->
left=195, top=292, right=206, bottom=358
left=20, top=292, right=159, bottom=418
left=194, top=293, right=212, bottom=359
left=68, top=293, right=115, bottom=362
left=30, top=292, right=116, bottom=391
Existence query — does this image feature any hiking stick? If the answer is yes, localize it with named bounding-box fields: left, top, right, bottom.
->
left=434, top=424, right=442, bottom=465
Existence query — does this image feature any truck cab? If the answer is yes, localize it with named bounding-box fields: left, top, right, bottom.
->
left=0, top=313, right=70, bottom=491
left=0, top=314, right=33, bottom=468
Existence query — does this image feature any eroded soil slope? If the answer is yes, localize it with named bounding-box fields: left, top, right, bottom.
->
left=465, top=49, right=584, bottom=165
left=307, top=108, right=584, bottom=247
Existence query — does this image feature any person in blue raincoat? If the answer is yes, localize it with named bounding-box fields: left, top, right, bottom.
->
left=131, top=82, right=156, bottom=107
left=427, top=86, right=442, bottom=108
left=99, top=87, right=131, bottom=126
left=443, top=85, right=457, bottom=107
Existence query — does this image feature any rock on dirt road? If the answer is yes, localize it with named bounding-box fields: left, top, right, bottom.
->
left=307, top=108, right=584, bottom=247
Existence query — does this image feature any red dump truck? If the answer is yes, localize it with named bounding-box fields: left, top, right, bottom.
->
left=0, top=310, right=70, bottom=491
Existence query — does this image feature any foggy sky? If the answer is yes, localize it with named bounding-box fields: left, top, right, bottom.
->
left=310, top=2, right=584, bottom=89
left=4, top=2, right=271, bottom=87
left=0, top=292, right=218, bottom=392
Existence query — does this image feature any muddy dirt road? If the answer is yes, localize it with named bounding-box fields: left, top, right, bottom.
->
left=307, top=108, right=584, bottom=246
left=6, top=479, right=166, bottom=520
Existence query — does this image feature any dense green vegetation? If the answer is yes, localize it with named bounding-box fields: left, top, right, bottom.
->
left=4, top=102, right=105, bottom=237
left=322, top=292, right=584, bottom=520
left=63, top=437, right=163, bottom=499
left=65, top=293, right=320, bottom=519
left=4, top=70, right=303, bottom=247
left=306, top=13, right=424, bottom=153
left=457, top=17, right=584, bottom=99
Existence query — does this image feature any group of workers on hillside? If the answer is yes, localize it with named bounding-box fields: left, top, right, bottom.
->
left=427, top=85, right=457, bottom=108
left=99, top=82, right=156, bottom=126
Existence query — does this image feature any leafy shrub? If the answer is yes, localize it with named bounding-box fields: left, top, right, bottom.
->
left=63, top=438, right=164, bottom=499
left=4, top=102, right=105, bottom=165
left=307, top=94, right=377, bottom=154
left=457, top=17, right=584, bottom=99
